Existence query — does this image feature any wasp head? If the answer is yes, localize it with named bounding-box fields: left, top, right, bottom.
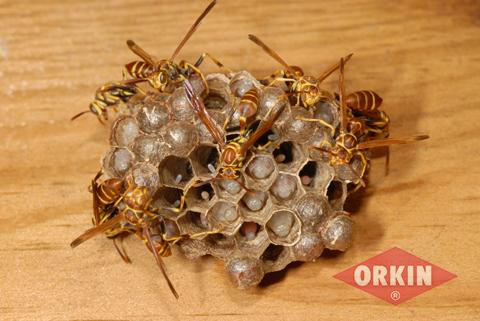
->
left=219, top=167, right=240, bottom=180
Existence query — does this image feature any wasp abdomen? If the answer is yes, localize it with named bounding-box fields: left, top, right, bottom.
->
left=345, top=90, right=383, bottom=112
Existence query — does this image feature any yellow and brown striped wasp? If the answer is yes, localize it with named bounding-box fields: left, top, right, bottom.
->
left=89, top=171, right=134, bottom=263
left=71, top=79, right=143, bottom=123
left=122, top=0, right=220, bottom=93
left=248, top=34, right=352, bottom=110
left=72, top=175, right=220, bottom=298
left=312, top=57, right=429, bottom=185
left=71, top=178, right=181, bottom=298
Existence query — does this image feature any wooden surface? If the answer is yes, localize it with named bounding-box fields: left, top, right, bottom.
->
left=1, top=0, right=479, bottom=320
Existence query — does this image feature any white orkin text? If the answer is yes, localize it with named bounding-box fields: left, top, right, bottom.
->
left=354, top=265, right=432, bottom=286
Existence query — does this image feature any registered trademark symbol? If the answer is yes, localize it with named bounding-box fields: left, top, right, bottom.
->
left=390, top=290, right=401, bottom=301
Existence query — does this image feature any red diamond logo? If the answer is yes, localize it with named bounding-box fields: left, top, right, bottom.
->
left=334, top=247, right=456, bottom=305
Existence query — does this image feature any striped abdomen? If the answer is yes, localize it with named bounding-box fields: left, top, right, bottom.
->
left=96, top=178, right=124, bottom=206
left=237, top=87, right=259, bottom=131
left=90, top=84, right=137, bottom=114
left=124, top=60, right=156, bottom=79
left=345, top=90, right=383, bottom=112
left=94, top=83, right=136, bottom=106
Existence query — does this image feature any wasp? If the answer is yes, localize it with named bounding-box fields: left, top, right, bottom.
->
left=184, top=79, right=286, bottom=180
left=122, top=0, right=219, bottom=93
left=338, top=87, right=390, bottom=139
left=71, top=79, right=143, bottom=123
left=313, top=57, right=429, bottom=185
left=71, top=179, right=179, bottom=298
left=248, top=34, right=353, bottom=110
left=72, top=177, right=220, bottom=299
left=89, top=171, right=134, bottom=263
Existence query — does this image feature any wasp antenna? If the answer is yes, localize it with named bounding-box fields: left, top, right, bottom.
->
left=70, top=110, right=90, bottom=121
left=170, top=0, right=217, bottom=61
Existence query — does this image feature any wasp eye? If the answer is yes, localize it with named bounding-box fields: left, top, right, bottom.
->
left=159, top=73, right=166, bottom=83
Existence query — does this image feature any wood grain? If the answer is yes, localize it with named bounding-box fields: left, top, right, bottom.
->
left=1, top=0, right=479, bottom=320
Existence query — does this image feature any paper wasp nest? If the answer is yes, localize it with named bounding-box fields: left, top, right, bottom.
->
left=102, top=72, right=355, bottom=288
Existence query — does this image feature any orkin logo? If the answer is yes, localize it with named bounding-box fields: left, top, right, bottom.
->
left=334, top=247, right=456, bottom=305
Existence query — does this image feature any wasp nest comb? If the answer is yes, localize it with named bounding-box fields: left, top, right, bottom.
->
left=99, top=71, right=358, bottom=289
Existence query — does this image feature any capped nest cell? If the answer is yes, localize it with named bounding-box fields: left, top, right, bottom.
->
left=96, top=71, right=358, bottom=289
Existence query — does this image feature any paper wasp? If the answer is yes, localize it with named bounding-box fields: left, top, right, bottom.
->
left=123, top=0, right=220, bottom=93
left=71, top=79, right=143, bottom=123
left=71, top=178, right=180, bottom=298
left=248, top=34, right=352, bottom=110
left=312, top=57, right=429, bottom=185
left=72, top=175, right=220, bottom=298
left=89, top=171, right=134, bottom=263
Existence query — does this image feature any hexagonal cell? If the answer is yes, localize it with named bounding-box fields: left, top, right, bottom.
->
left=111, top=116, right=139, bottom=147
left=272, top=141, right=306, bottom=173
left=281, top=108, right=317, bottom=143
left=152, top=186, right=186, bottom=219
left=162, top=121, right=199, bottom=157
left=235, top=222, right=270, bottom=258
left=131, top=135, right=161, bottom=164
left=245, top=154, right=278, bottom=190
left=239, top=190, right=272, bottom=223
left=102, top=147, right=135, bottom=178
left=189, top=144, right=219, bottom=178
left=226, top=256, right=264, bottom=289
left=260, top=244, right=293, bottom=273
left=314, top=100, right=339, bottom=131
left=203, top=91, right=228, bottom=110
left=326, top=180, right=347, bottom=210
left=168, top=87, right=196, bottom=122
left=229, top=70, right=261, bottom=98
left=298, top=160, right=335, bottom=192
left=291, top=232, right=324, bottom=262
left=127, top=162, right=160, bottom=193
left=203, top=74, right=233, bottom=112
left=206, top=201, right=242, bottom=235
left=135, top=95, right=170, bottom=134
left=321, top=212, right=354, bottom=252
left=213, top=178, right=246, bottom=201
left=258, top=86, right=290, bottom=124
left=241, top=190, right=268, bottom=212
left=269, top=173, right=303, bottom=206
left=177, top=210, right=210, bottom=235
left=265, top=209, right=302, bottom=246
left=294, top=193, right=330, bottom=231
left=205, top=233, right=236, bottom=259
left=158, top=156, right=194, bottom=189
left=238, top=221, right=262, bottom=241
left=184, top=181, right=216, bottom=211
